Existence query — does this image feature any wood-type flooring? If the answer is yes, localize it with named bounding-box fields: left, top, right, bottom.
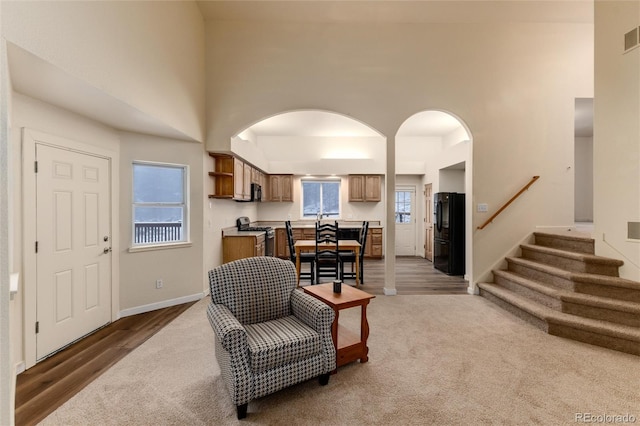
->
left=300, top=256, right=469, bottom=295
left=15, top=302, right=195, bottom=426
left=15, top=257, right=466, bottom=425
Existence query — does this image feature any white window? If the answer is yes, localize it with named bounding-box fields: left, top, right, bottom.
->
left=132, top=162, right=188, bottom=246
left=302, top=180, right=341, bottom=219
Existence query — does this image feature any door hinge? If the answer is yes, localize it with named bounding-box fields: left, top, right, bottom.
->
left=34, top=161, right=38, bottom=173
left=35, top=321, right=39, bottom=334
left=35, top=241, right=38, bottom=253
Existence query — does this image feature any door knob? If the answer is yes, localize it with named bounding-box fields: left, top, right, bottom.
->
left=103, top=247, right=112, bottom=254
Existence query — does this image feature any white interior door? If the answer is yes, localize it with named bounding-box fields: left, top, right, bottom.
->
left=36, top=144, right=111, bottom=360
left=395, top=186, right=416, bottom=256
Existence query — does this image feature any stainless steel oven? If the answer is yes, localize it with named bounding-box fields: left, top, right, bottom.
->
left=236, top=216, right=274, bottom=256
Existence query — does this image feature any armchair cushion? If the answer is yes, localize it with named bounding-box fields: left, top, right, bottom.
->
left=245, top=316, right=321, bottom=373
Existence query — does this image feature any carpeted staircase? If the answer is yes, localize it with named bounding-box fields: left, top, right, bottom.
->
left=478, top=232, right=640, bottom=356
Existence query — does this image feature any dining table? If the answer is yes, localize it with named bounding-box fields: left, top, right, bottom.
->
left=294, top=239, right=361, bottom=288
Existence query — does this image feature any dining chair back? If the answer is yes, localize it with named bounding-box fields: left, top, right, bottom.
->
left=315, top=221, right=341, bottom=282
left=339, top=221, right=369, bottom=283
left=285, top=220, right=315, bottom=283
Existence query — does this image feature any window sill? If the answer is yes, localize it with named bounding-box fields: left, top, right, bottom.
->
left=128, top=241, right=192, bottom=253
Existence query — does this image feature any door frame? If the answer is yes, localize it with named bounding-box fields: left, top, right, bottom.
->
left=424, top=183, right=433, bottom=261
left=394, top=185, right=417, bottom=256
left=22, top=128, right=119, bottom=368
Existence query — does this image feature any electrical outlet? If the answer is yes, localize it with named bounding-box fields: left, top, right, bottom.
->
left=156, top=279, right=163, bottom=289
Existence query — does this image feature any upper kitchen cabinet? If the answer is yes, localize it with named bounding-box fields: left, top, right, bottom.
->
left=236, top=158, right=251, bottom=201
left=348, top=175, right=381, bottom=202
left=208, top=153, right=234, bottom=199
left=268, top=174, right=293, bottom=202
left=251, top=167, right=266, bottom=187
left=208, top=153, right=252, bottom=201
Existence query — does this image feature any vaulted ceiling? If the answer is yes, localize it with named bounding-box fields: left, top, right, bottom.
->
left=197, top=1, right=593, bottom=24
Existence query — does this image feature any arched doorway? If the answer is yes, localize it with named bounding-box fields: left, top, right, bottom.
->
left=218, top=109, right=387, bottom=285
left=395, top=110, right=473, bottom=284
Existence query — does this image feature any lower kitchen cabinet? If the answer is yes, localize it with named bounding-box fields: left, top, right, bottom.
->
left=275, top=228, right=289, bottom=258
left=223, top=234, right=265, bottom=263
left=366, top=228, right=383, bottom=258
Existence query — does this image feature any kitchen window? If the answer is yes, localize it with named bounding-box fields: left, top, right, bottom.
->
left=302, top=179, right=341, bottom=219
left=132, top=162, right=189, bottom=247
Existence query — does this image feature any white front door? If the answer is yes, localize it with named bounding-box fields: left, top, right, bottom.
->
left=36, top=144, right=111, bottom=360
left=395, top=186, right=416, bottom=256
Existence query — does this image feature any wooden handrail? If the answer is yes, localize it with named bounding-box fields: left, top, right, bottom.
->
left=477, top=176, right=540, bottom=230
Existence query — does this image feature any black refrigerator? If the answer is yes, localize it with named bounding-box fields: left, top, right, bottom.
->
left=434, top=192, right=465, bottom=275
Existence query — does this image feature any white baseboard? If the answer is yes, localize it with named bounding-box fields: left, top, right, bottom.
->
left=383, top=287, right=397, bottom=296
left=14, top=361, right=25, bottom=376
left=118, top=293, right=204, bottom=319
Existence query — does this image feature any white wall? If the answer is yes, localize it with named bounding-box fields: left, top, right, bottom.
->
left=3, top=2, right=208, bottom=384
left=439, top=169, right=466, bottom=193
left=9, top=92, right=122, bottom=377
left=118, top=132, right=205, bottom=311
left=574, top=136, right=593, bottom=222
left=204, top=197, right=258, bottom=278
left=1, top=8, right=14, bottom=419
left=594, top=1, right=640, bottom=280
left=2, top=0, right=205, bottom=142
left=204, top=18, right=592, bottom=286
left=259, top=136, right=386, bottom=175
left=396, top=136, right=440, bottom=175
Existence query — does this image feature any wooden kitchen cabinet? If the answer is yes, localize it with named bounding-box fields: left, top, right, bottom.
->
left=251, top=167, right=266, bottom=187
left=208, top=153, right=235, bottom=199
left=223, top=234, right=265, bottom=263
left=208, top=153, right=251, bottom=201
left=268, top=174, right=293, bottom=202
left=348, top=175, right=381, bottom=202
left=275, top=228, right=289, bottom=258
left=301, top=228, right=315, bottom=240
left=367, top=228, right=383, bottom=258
left=233, top=158, right=252, bottom=201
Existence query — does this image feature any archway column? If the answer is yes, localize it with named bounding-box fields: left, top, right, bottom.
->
left=384, top=135, right=397, bottom=295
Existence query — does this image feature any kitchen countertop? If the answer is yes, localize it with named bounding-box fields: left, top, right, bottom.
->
left=222, top=221, right=382, bottom=237
left=259, top=221, right=382, bottom=229
left=222, top=228, right=268, bottom=237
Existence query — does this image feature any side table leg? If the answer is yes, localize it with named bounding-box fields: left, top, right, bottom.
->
left=331, top=309, right=339, bottom=373
left=360, top=302, right=370, bottom=363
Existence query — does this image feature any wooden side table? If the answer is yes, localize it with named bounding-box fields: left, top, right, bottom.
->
left=303, top=283, right=375, bottom=370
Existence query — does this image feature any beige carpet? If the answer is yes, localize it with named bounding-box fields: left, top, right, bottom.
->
left=40, top=294, right=639, bottom=425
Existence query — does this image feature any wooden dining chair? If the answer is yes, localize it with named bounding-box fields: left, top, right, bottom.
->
left=339, top=221, right=368, bottom=283
left=315, top=221, right=341, bottom=283
left=285, top=220, right=315, bottom=283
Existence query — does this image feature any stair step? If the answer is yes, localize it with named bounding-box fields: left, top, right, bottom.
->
left=534, top=232, right=595, bottom=254
left=478, top=282, right=640, bottom=356
left=493, top=269, right=640, bottom=327
left=520, top=244, right=623, bottom=276
left=506, top=257, right=640, bottom=303
left=493, top=269, right=562, bottom=309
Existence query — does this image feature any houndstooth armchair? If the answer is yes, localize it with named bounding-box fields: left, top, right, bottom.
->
left=207, top=256, right=336, bottom=419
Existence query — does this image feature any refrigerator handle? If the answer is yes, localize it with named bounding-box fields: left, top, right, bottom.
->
left=436, top=200, right=443, bottom=233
